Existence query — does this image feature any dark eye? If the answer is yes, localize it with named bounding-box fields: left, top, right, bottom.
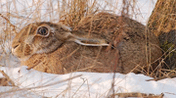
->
left=37, top=26, right=49, bottom=37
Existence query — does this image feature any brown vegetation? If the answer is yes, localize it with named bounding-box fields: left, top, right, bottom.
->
left=114, top=92, right=164, bottom=98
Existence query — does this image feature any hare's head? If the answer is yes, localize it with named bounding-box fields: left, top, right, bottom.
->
left=12, top=22, right=109, bottom=61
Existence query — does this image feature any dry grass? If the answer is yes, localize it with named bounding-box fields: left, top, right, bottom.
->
left=112, top=92, right=164, bottom=98
left=0, top=0, right=175, bottom=97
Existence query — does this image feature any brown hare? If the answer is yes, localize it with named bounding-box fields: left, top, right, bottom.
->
left=11, top=12, right=162, bottom=74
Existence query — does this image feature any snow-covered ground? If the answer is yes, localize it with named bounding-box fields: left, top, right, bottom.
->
left=0, top=66, right=176, bottom=98
left=1, top=0, right=176, bottom=98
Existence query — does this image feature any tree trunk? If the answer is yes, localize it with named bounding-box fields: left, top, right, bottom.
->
left=148, top=0, right=176, bottom=69
left=148, top=0, right=176, bottom=36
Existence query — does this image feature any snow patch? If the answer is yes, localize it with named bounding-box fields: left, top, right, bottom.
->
left=0, top=66, right=176, bottom=98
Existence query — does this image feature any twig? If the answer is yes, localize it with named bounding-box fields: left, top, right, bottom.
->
left=146, top=73, right=176, bottom=81
left=0, top=70, right=16, bottom=86
left=112, top=92, right=164, bottom=98
left=26, top=64, right=39, bottom=70
left=0, top=74, right=82, bottom=95
left=0, top=13, right=17, bottom=34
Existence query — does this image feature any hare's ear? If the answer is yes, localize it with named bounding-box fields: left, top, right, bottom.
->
left=67, top=34, right=109, bottom=46
left=74, top=37, right=110, bottom=46
left=36, top=24, right=50, bottom=37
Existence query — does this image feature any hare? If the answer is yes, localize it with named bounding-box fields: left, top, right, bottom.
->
left=11, top=12, right=162, bottom=74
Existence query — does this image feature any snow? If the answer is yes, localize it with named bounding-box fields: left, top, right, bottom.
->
left=0, top=41, right=20, bottom=67
left=0, top=66, right=176, bottom=98
left=0, top=86, right=44, bottom=98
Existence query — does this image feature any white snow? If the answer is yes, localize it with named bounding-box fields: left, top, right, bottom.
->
left=0, top=66, right=176, bottom=98
left=0, top=86, right=44, bottom=98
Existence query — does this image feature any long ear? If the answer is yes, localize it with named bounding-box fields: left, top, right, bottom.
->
left=55, top=24, right=109, bottom=46
left=67, top=34, right=110, bottom=46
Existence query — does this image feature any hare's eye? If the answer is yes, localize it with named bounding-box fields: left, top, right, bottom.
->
left=37, top=26, right=49, bottom=37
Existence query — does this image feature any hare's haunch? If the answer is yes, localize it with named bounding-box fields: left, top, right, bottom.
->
left=12, top=12, right=162, bottom=74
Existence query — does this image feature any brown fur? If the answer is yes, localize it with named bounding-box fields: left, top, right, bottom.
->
left=12, top=12, right=162, bottom=74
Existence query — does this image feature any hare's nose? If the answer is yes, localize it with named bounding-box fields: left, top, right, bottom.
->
left=11, top=44, right=19, bottom=55
left=12, top=44, right=19, bottom=53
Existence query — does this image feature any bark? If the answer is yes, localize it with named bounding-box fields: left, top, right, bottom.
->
left=148, top=0, right=176, bottom=69
left=148, top=0, right=176, bottom=36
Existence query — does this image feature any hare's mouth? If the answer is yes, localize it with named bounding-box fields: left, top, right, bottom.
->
left=11, top=50, right=32, bottom=61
